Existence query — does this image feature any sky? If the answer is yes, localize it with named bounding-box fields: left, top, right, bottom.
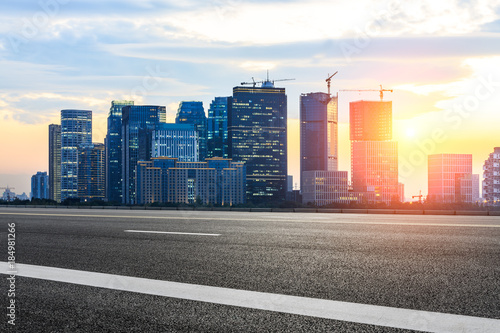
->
left=1, top=0, right=500, bottom=199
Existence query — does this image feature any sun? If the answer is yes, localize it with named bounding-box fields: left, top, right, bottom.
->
left=405, top=128, right=416, bottom=138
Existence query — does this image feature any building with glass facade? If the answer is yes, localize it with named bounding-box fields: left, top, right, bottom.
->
left=135, top=161, right=162, bottom=205
left=60, top=109, right=92, bottom=201
left=106, top=100, right=134, bottom=203
left=152, top=123, right=198, bottom=162
left=207, top=97, right=231, bottom=158
left=350, top=100, right=398, bottom=204
left=482, top=147, right=500, bottom=205
left=31, top=171, right=49, bottom=200
left=176, top=101, right=207, bottom=161
left=300, top=92, right=338, bottom=191
left=122, top=105, right=165, bottom=204
left=48, top=124, right=61, bottom=202
left=229, top=82, right=287, bottom=203
left=301, top=171, right=350, bottom=206
left=428, top=153, right=472, bottom=203
left=78, top=143, right=105, bottom=201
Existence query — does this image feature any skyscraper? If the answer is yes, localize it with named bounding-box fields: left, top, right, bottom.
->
left=48, top=124, right=61, bottom=202
left=300, top=92, right=338, bottom=190
left=176, top=101, right=207, bottom=161
left=207, top=97, right=231, bottom=158
left=482, top=147, right=500, bottom=205
left=31, top=171, right=49, bottom=199
left=122, top=105, right=165, bottom=204
left=229, top=81, right=287, bottom=202
left=350, top=100, right=398, bottom=204
left=428, top=154, right=472, bottom=203
left=106, top=100, right=134, bottom=203
left=60, top=109, right=92, bottom=202
left=78, top=143, right=106, bottom=201
left=152, top=123, right=198, bottom=162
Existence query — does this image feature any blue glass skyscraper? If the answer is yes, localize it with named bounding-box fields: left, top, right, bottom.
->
left=78, top=143, right=106, bottom=201
left=176, top=101, right=207, bottom=161
left=105, top=100, right=134, bottom=203
left=207, top=97, right=231, bottom=158
left=122, top=105, right=165, bottom=204
left=60, top=109, right=92, bottom=201
left=31, top=171, right=49, bottom=199
left=229, top=80, right=287, bottom=203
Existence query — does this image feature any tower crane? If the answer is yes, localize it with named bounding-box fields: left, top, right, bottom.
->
left=241, top=71, right=295, bottom=87
left=340, top=84, right=393, bottom=101
left=326, top=71, right=338, bottom=96
left=412, top=190, right=424, bottom=204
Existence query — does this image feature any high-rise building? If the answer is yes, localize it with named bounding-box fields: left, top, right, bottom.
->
left=152, top=123, right=198, bottom=162
left=207, top=97, right=231, bottom=158
left=428, top=154, right=472, bottom=203
left=472, top=174, right=480, bottom=203
left=302, top=171, right=350, bottom=206
left=60, top=110, right=92, bottom=202
left=350, top=100, right=398, bottom=204
left=135, top=157, right=246, bottom=205
left=300, top=92, right=338, bottom=191
left=48, top=124, right=61, bottom=202
left=229, top=81, right=287, bottom=203
left=482, top=147, right=500, bottom=205
left=31, top=171, right=49, bottom=199
left=122, top=105, right=165, bottom=204
left=176, top=101, right=207, bottom=161
left=106, top=100, right=134, bottom=203
left=78, top=143, right=105, bottom=201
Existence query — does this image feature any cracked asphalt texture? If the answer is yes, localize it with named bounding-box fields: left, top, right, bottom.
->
left=1, top=208, right=499, bottom=332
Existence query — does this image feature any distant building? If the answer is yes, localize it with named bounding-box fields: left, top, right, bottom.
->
left=482, top=147, right=500, bottom=205
left=78, top=143, right=106, bottom=201
left=31, top=171, right=49, bottom=199
left=229, top=81, right=287, bottom=203
left=122, top=105, right=165, bottom=204
left=302, top=171, right=350, bottom=206
left=428, top=154, right=473, bottom=203
left=152, top=123, right=198, bottom=162
left=287, top=175, right=293, bottom=192
left=207, top=97, right=231, bottom=158
left=300, top=92, right=338, bottom=191
left=472, top=174, right=480, bottom=203
left=48, top=124, right=61, bottom=202
left=135, top=157, right=246, bottom=206
left=350, top=101, right=398, bottom=204
left=106, top=100, right=134, bottom=203
left=60, top=110, right=92, bottom=201
left=1, top=187, right=16, bottom=202
left=176, top=101, right=207, bottom=161
left=398, top=182, right=405, bottom=202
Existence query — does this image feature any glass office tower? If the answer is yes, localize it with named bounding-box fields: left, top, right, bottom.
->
left=176, top=101, right=207, bottom=161
left=48, top=124, right=61, bottom=202
left=207, top=97, right=231, bottom=158
left=229, top=81, right=287, bottom=203
left=78, top=143, right=106, bottom=201
left=300, top=92, right=338, bottom=191
left=31, top=171, right=49, bottom=199
left=428, top=153, right=472, bottom=203
left=106, top=100, right=134, bottom=203
left=60, top=109, right=92, bottom=202
left=122, top=105, right=165, bottom=204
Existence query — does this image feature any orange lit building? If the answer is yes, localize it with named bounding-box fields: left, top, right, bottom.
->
left=427, top=154, right=472, bottom=203
left=350, top=100, right=399, bottom=204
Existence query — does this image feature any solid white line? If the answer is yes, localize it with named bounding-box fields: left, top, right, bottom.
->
left=1, top=262, right=499, bottom=332
left=124, top=230, right=221, bottom=236
left=1, top=212, right=499, bottom=228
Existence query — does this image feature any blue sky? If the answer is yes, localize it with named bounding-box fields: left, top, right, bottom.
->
left=1, top=0, right=500, bottom=198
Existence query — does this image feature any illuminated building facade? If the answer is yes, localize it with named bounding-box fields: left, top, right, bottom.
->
left=428, top=153, right=472, bottom=203
left=207, top=97, right=231, bottom=158
left=350, top=101, right=398, bottom=204
left=176, top=101, right=207, bottom=161
left=78, top=143, right=106, bottom=201
left=48, top=124, right=61, bottom=202
left=135, top=161, right=162, bottom=205
left=229, top=82, right=287, bottom=203
left=60, top=109, right=92, bottom=201
left=152, top=123, right=198, bottom=162
left=482, top=147, right=500, bottom=205
left=106, top=100, right=134, bottom=203
left=300, top=92, right=338, bottom=191
left=301, top=171, right=350, bottom=206
left=122, top=105, right=165, bottom=204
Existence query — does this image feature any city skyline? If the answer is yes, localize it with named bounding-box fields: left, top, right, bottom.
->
left=1, top=1, right=500, bottom=198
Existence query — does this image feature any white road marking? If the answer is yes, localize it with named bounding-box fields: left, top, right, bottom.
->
left=1, top=212, right=499, bottom=228
left=1, top=262, right=499, bottom=332
left=124, top=230, right=221, bottom=236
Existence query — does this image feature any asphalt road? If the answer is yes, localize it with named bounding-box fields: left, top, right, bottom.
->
left=1, top=208, right=499, bottom=332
